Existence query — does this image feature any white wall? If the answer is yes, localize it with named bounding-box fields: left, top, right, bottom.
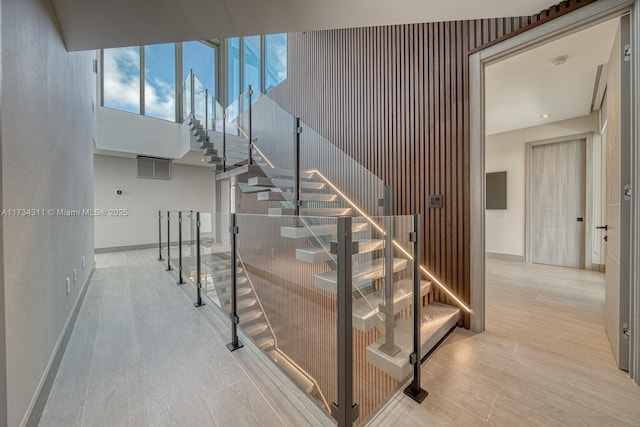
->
left=96, top=106, right=192, bottom=160
left=94, top=154, right=215, bottom=249
left=486, top=114, right=597, bottom=257
left=1, top=0, right=97, bottom=425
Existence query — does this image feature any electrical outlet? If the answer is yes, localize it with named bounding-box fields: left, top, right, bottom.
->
left=82, top=256, right=86, bottom=269
left=73, top=269, right=77, bottom=283
left=271, top=248, right=276, bottom=259
left=66, top=278, right=71, bottom=295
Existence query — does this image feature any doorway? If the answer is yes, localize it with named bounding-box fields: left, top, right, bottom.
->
left=469, top=0, right=637, bottom=381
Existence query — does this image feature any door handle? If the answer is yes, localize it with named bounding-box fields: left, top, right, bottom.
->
left=596, top=225, right=608, bottom=231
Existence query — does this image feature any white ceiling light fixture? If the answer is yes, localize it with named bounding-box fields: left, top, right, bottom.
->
left=540, top=113, right=551, bottom=119
left=551, top=55, right=569, bottom=66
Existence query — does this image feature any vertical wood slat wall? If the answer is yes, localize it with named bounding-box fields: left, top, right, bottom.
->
left=270, top=0, right=593, bottom=327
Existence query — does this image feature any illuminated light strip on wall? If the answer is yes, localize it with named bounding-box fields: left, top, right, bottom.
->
left=254, top=157, right=472, bottom=314
left=310, top=169, right=471, bottom=314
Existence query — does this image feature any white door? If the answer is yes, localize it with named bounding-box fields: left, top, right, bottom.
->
left=605, top=15, right=631, bottom=372
left=531, top=139, right=586, bottom=268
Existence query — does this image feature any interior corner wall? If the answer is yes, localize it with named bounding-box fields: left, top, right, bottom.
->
left=93, top=154, right=215, bottom=250
left=485, top=114, right=598, bottom=257
left=1, top=0, right=97, bottom=425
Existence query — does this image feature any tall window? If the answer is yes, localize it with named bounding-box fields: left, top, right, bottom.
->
left=103, top=46, right=141, bottom=114
left=183, top=41, right=217, bottom=124
left=227, top=38, right=240, bottom=108
left=183, top=41, right=216, bottom=100
left=226, top=34, right=287, bottom=106
left=243, top=36, right=262, bottom=99
left=144, top=43, right=176, bottom=121
left=265, top=34, right=287, bottom=92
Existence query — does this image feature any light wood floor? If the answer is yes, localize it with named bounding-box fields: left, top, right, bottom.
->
left=370, top=259, right=640, bottom=426
left=39, top=250, right=330, bottom=427
left=41, top=253, right=640, bottom=426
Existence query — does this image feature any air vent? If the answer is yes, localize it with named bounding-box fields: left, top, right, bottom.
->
left=137, top=156, right=171, bottom=180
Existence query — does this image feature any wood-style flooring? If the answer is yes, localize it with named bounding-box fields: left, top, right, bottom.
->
left=38, top=250, right=329, bottom=427
left=40, top=253, right=640, bottom=426
left=371, top=259, right=640, bottom=426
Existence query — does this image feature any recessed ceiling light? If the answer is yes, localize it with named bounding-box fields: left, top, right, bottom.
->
left=552, top=55, right=568, bottom=66
left=201, top=158, right=205, bottom=162
left=540, top=113, right=551, bottom=119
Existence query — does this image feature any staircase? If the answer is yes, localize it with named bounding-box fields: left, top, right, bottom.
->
left=187, top=112, right=462, bottom=383
left=198, top=245, right=325, bottom=403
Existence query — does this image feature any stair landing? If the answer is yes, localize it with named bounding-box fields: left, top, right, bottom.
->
left=365, top=302, right=460, bottom=380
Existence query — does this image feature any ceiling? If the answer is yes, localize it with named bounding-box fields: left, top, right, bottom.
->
left=485, top=18, right=619, bottom=136
left=52, top=0, right=556, bottom=51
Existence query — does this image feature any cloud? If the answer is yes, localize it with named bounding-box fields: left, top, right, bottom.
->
left=103, top=47, right=176, bottom=121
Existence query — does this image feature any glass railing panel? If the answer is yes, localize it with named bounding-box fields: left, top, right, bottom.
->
left=235, top=213, right=337, bottom=420
left=300, top=122, right=384, bottom=216
left=353, top=216, right=414, bottom=425
left=182, top=71, right=192, bottom=122
left=192, top=76, right=207, bottom=126
left=242, top=93, right=384, bottom=217
left=350, top=215, right=416, bottom=425
left=180, top=211, right=196, bottom=284
left=169, top=211, right=180, bottom=273
left=159, top=210, right=168, bottom=261
left=197, top=213, right=231, bottom=312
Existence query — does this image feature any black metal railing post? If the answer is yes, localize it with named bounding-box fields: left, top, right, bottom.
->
left=223, top=109, right=227, bottom=172
left=404, top=214, right=428, bottom=403
left=194, top=212, right=205, bottom=307
left=331, top=217, right=359, bottom=426
left=294, top=117, right=302, bottom=217
left=190, top=68, right=195, bottom=119
left=166, top=211, right=172, bottom=271
left=226, top=213, right=244, bottom=351
left=157, top=210, right=163, bottom=261
left=247, top=85, right=253, bottom=165
left=205, top=89, right=209, bottom=142
left=177, top=212, right=185, bottom=285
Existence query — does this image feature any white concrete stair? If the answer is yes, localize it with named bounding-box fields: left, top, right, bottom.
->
left=268, top=207, right=353, bottom=217
left=248, top=176, right=326, bottom=190
left=296, top=239, right=384, bottom=263
left=281, top=222, right=370, bottom=239
left=257, top=191, right=338, bottom=202
left=352, top=279, right=432, bottom=332
left=314, top=257, right=408, bottom=292
left=365, top=302, right=461, bottom=380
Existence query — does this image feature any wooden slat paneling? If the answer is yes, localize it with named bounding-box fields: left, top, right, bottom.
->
left=269, top=0, right=592, bottom=328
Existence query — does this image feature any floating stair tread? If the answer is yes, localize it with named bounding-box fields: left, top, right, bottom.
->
left=215, top=164, right=267, bottom=182
left=257, top=191, right=337, bottom=202
left=242, top=322, right=269, bottom=337
left=263, top=167, right=314, bottom=180
left=281, top=222, right=369, bottom=239
left=268, top=207, right=353, bottom=217
left=314, top=257, right=409, bottom=292
left=239, top=309, right=264, bottom=324
left=235, top=296, right=258, bottom=312
left=248, top=176, right=325, bottom=190
left=217, top=286, right=252, bottom=301
left=352, top=280, right=432, bottom=332
left=365, top=302, right=461, bottom=380
left=296, top=239, right=383, bottom=263
left=253, top=335, right=275, bottom=351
